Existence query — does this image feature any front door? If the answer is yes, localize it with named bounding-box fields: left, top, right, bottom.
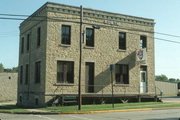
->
left=140, top=71, right=147, bottom=93
left=85, top=62, right=94, bottom=93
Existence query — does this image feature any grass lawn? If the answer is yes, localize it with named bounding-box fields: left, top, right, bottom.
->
left=0, top=105, right=28, bottom=112
left=40, top=102, right=180, bottom=112
left=1, top=102, right=180, bottom=113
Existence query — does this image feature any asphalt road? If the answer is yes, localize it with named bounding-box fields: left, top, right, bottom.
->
left=0, top=108, right=180, bottom=120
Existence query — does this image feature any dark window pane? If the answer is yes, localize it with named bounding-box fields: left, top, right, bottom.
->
left=35, top=61, right=41, bottom=83
left=86, top=28, right=94, bottom=47
left=115, top=64, right=129, bottom=84
left=21, top=37, right=24, bottom=54
left=140, top=36, right=147, bottom=49
left=27, top=34, right=30, bottom=51
left=37, top=27, right=41, bottom=47
left=20, top=66, right=23, bottom=84
left=119, top=32, right=126, bottom=50
left=57, top=61, right=74, bottom=83
left=61, top=25, right=71, bottom=45
left=25, top=64, right=29, bottom=85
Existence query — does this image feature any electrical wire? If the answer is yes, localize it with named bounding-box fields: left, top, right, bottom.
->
left=0, top=14, right=180, bottom=44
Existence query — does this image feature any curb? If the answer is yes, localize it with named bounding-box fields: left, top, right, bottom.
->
left=0, top=108, right=153, bottom=115
left=59, top=108, right=153, bottom=114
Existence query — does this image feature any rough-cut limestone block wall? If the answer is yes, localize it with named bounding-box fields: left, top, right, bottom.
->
left=18, top=9, right=47, bottom=106
left=45, top=10, right=155, bottom=98
left=0, top=73, right=17, bottom=102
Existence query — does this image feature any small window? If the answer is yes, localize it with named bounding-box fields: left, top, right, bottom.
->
left=37, top=27, right=41, bottom=47
left=86, top=28, right=94, bottom=47
left=61, top=25, right=71, bottom=45
left=140, top=36, right=147, bottom=49
left=25, top=64, right=29, bottom=85
left=20, top=66, right=23, bottom=84
left=119, top=32, right=126, bottom=50
left=115, top=64, right=129, bottom=84
left=35, top=98, right=39, bottom=105
left=19, top=96, right=22, bottom=103
left=35, top=61, right=41, bottom=83
left=21, top=37, right=24, bottom=54
left=57, top=61, right=74, bottom=84
left=27, top=34, right=30, bottom=51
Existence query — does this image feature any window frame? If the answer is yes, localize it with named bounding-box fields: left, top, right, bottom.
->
left=26, top=34, right=30, bottom=52
left=35, top=61, right=41, bottom=84
left=115, top=64, right=129, bottom=84
left=119, top=32, right=126, bottom=50
left=61, top=25, right=71, bottom=45
left=20, top=65, right=23, bottom=84
left=37, top=27, right=41, bottom=47
left=25, top=64, right=29, bottom=85
left=21, top=37, right=24, bottom=54
left=57, top=61, right=74, bottom=84
left=140, top=35, right=147, bottom=49
left=86, top=28, right=94, bottom=47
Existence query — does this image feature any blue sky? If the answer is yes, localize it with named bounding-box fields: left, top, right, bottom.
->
left=1, top=0, right=180, bottom=78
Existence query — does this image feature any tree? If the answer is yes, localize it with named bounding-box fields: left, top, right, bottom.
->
left=169, top=78, right=176, bottom=82
left=0, top=63, right=4, bottom=72
left=155, top=74, right=168, bottom=81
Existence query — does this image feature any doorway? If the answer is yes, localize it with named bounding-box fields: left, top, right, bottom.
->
left=85, top=62, right=94, bottom=93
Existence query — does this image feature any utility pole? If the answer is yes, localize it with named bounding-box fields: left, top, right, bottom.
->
left=78, top=5, right=83, bottom=110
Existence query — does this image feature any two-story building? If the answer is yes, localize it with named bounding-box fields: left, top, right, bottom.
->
left=18, top=2, right=155, bottom=107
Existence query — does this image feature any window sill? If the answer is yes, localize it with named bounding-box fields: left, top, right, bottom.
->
left=117, top=49, right=126, bottom=52
left=83, top=46, right=94, bottom=49
left=114, top=84, right=129, bottom=87
left=59, top=44, right=71, bottom=47
left=53, top=83, right=75, bottom=86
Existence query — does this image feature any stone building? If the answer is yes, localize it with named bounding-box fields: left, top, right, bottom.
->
left=18, top=2, right=155, bottom=107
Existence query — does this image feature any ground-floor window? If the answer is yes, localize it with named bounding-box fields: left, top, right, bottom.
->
left=115, top=64, right=129, bottom=84
left=57, top=61, right=74, bottom=84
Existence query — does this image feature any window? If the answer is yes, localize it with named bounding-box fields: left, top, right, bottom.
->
left=27, top=34, right=30, bottom=51
left=61, top=25, right=71, bottom=45
left=37, top=27, right=41, bottom=47
left=20, top=66, right=23, bottom=84
left=115, top=64, right=129, bottom=84
left=119, top=32, right=126, bottom=50
left=25, top=64, right=29, bottom=85
left=21, top=37, right=24, bottom=54
left=140, top=36, right=147, bottom=49
left=57, top=61, right=74, bottom=84
left=35, top=61, right=41, bottom=83
left=86, top=28, right=94, bottom=47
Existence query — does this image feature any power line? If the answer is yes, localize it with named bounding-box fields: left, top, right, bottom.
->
left=1, top=13, right=180, bottom=39
left=1, top=15, right=180, bottom=44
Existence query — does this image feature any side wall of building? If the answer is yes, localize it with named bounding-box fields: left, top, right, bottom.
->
left=18, top=8, right=48, bottom=107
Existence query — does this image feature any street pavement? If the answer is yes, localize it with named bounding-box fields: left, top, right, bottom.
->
left=0, top=108, right=180, bottom=120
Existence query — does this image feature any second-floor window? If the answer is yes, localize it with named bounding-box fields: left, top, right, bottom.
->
left=37, top=27, right=41, bottom=47
left=61, top=25, right=71, bottom=45
left=140, top=35, right=147, bottom=49
left=115, top=64, right=129, bottom=84
left=27, top=34, right=30, bottom=52
left=57, top=61, right=74, bottom=84
left=119, top=32, right=126, bottom=50
left=21, top=37, right=24, bottom=54
left=86, top=28, right=94, bottom=47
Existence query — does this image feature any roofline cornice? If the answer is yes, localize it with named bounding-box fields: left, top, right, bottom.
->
left=20, top=2, right=155, bottom=27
